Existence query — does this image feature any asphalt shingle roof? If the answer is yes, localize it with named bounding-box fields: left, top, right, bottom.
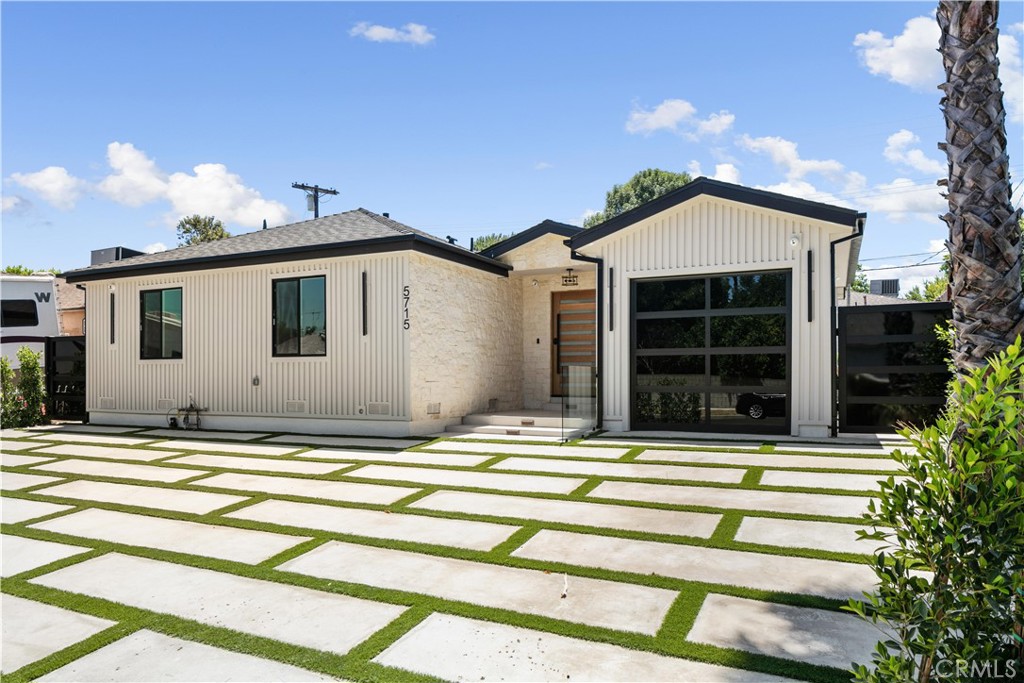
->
left=63, top=209, right=495, bottom=281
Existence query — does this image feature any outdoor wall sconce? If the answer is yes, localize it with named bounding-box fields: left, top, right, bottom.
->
left=561, top=268, right=579, bottom=287
left=789, top=233, right=801, bottom=248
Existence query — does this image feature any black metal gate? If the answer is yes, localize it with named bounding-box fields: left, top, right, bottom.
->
left=45, top=335, right=86, bottom=421
left=838, top=302, right=951, bottom=433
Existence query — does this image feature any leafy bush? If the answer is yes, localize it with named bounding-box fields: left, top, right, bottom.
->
left=847, top=338, right=1024, bottom=682
left=14, top=347, right=47, bottom=427
left=0, top=356, right=17, bottom=428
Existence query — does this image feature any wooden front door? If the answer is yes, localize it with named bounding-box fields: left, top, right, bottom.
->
left=551, top=290, right=597, bottom=396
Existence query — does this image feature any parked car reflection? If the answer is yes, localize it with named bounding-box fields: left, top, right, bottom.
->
left=735, top=392, right=786, bottom=419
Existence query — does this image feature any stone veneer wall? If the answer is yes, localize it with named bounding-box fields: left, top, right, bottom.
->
left=520, top=270, right=597, bottom=409
left=408, top=253, right=523, bottom=427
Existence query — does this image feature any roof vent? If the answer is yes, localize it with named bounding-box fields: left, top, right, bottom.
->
left=870, top=279, right=900, bottom=297
left=382, top=212, right=390, bottom=218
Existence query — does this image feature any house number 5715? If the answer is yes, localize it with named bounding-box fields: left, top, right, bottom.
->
left=402, top=285, right=410, bottom=329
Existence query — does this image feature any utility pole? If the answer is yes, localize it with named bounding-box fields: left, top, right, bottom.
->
left=291, top=182, right=338, bottom=219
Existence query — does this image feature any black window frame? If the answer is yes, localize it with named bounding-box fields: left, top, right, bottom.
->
left=272, top=275, right=327, bottom=358
left=139, top=287, right=183, bottom=360
left=1, top=299, right=40, bottom=328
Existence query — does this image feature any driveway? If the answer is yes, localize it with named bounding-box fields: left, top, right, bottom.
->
left=0, top=425, right=904, bottom=682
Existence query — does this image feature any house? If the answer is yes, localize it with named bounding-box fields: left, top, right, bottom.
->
left=53, top=278, right=86, bottom=335
left=63, top=178, right=863, bottom=438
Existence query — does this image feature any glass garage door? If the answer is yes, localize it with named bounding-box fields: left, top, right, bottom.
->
left=631, top=270, right=791, bottom=434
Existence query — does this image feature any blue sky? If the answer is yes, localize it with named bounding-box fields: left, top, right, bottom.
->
left=3, top=1, right=1022, bottom=294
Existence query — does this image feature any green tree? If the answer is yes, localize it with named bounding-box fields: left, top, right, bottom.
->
left=176, top=215, right=230, bottom=246
left=471, top=232, right=511, bottom=253
left=851, top=264, right=871, bottom=294
left=584, top=168, right=692, bottom=227
left=0, top=356, right=17, bottom=428
left=15, top=346, right=46, bottom=427
left=2, top=265, right=59, bottom=275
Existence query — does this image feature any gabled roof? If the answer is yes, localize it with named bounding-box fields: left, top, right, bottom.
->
left=480, top=219, right=582, bottom=259
left=569, top=177, right=865, bottom=250
left=63, top=209, right=510, bottom=282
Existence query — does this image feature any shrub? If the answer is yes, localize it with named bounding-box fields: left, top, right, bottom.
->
left=15, top=346, right=47, bottom=427
left=847, top=338, right=1024, bottom=682
left=0, top=356, right=17, bottom=428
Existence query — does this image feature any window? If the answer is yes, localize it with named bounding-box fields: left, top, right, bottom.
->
left=273, top=276, right=326, bottom=356
left=1, top=300, right=39, bottom=327
left=140, top=288, right=182, bottom=359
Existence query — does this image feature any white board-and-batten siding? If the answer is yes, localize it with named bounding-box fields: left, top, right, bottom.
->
left=85, top=254, right=411, bottom=433
left=590, top=196, right=853, bottom=437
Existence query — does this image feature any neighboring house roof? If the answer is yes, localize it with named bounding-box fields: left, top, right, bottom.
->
left=568, top=177, right=865, bottom=250
left=63, top=209, right=510, bottom=282
left=480, top=219, right=583, bottom=259
left=53, top=277, right=85, bottom=311
left=839, top=292, right=910, bottom=306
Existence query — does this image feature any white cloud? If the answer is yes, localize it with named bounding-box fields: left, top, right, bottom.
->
left=143, top=242, right=168, bottom=254
left=9, top=166, right=88, bottom=210
left=853, top=15, right=941, bottom=91
left=1, top=195, right=29, bottom=213
left=349, top=22, right=435, bottom=45
left=737, top=134, right=846, bottom=181
left=859, top=177, right=946, bottom=221
left=712, top=163, right=741, bottom=184
left=883, top=129, right=946, bottom=176
left=98, top=142, right=168, bottom=206
left=626, top=99, right=696, bottom=135
left=686, top=160, right=703, bottom=176
left=854, top=14, right=1023, bottom=122
left=1010, top=22, right=1024, bottom=35
left=626, top=99, right=735, bottom=141
left=534, top=161, right=553, bottom=171
left=164, top=163, right=290, bottom=228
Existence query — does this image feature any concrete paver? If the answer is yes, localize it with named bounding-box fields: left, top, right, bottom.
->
left=228, top=499, right=517, bottom=550
left=1, top=471, right=63, bottom=491
left=266, top=434, right=425, bottom=449
left=134, top=429, right=270, bottom=441
left=169, top=453, right=343, bottom=475
left=513, top=529, right=877, bottom=600
left=590, top=438, right=762, bottom=450
left=36, top=629, right=335, bottom=682
left=424, top=440, right=630, bottom=459
left=687, top=594, right=881, bottom=670
left=26, top=433, right=156, bottom=446
left=734, top=517, right=886, bottom=556
left=1, top=429, right=37, bottom=439
left=32, top=553, right=406, bottom=655
left=195, top=471, right=418, bottom=504
left=2, top=534, right=92, bottom=577
left=637, top=449, right=903, bottom=472
left=1, top=594, right=115, bottom=674
left=32, top=508, right=310, bottom=564
left=1, top=497, right=73, bottom=524
left=411, top=489, right=722, bottom=538
left=29, top=424, right=139, bottom=434
left=31, top=444, right=180, bottom=462
left=281, top=541, right=676, bottom=634
left=493, top=456, right=746, bottom=483
left=36, top=480, right=247, bottom=514
left=0, top=440, right=44, bottom=451
left=2, top=452, right=54, bottom=467
left=31, top=458, right=206, bottom=483
left=149, top=440, right=301, bottom=456
left=373, top=613, right=797, bottom=682
left=759, top=470, right=893, bottom=492
left=590, top=481, right=872, bottom=518
left=303, top=448, right=491, bottom=467
left=349, top=464, right=586, bottom=495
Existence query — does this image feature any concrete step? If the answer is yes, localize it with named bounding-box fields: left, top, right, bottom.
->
left=542, top=398, right=597, bottom=412
left=463, top=413, right=564, bottom=429
left=444, top=424, right=588, bottom=439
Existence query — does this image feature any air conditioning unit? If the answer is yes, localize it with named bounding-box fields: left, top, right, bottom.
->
left=870, top=279, right=900, bottom=297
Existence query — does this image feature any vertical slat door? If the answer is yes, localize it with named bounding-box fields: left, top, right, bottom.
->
left=551, top=290, right=596, bottom=396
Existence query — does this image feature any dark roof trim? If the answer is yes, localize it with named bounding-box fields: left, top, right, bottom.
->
left=569, top=177, right=864, bottom=250
left=64, top=235, right=511, bottom=283
left=481, top=220, right=583, bottom=259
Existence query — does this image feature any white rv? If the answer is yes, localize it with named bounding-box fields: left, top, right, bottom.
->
left=1, top=274, right=60, bottom=369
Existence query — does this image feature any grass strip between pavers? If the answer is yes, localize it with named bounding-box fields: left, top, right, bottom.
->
left=0, top=432, right=900, bottom=683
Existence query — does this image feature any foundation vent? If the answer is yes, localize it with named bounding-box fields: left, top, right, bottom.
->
left=426, top=402, right=441, bottom=415
left=99, top=397, right=115, bottom=410
left=157, top=398, right=175, bottom=411
left=285, top=400, right=307, bottom=414
left=368, top=402, right=391, bottom=416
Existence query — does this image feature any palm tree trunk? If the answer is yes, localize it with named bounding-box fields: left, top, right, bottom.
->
left=937, top=0, right=1024, bottom=374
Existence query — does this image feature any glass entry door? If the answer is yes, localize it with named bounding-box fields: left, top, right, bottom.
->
left=630, top=271, right=791, bottom=433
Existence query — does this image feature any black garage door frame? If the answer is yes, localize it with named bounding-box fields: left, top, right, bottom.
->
left=630, top=269, right=792, bottom=434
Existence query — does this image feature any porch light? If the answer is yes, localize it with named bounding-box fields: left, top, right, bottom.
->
left=562, top=268, right=579, bottom=287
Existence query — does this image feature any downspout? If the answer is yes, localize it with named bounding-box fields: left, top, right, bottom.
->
left=829, top=215, right=865, bottom=437
left=569, top=248, right=604, bottom=431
